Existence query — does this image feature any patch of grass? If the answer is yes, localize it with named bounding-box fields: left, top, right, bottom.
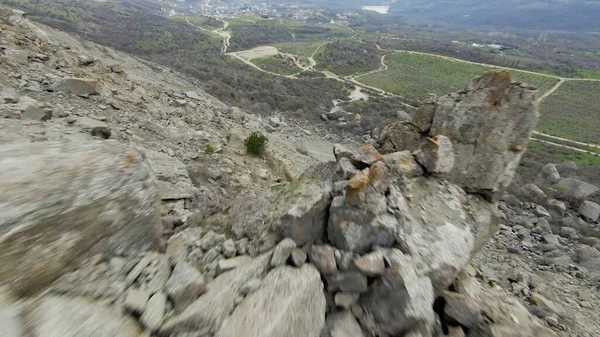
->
left=575, top=68, right=600, bottom=79
left=357, top=52, right=560, bottom=101
left=227, top=17, right=351, bottom=52
left=275, top=41, right=325, bottom=57
left=518, top=141, right=600, bottom=186
left=538, top=81, right=600, bottom=144
left=205, top=144, right=215, bottom=155
left=314, top=39, right=386, bottom=76
left=251, top=55, right=302, bottom=76
left=182, top=15, right=224, bottom=31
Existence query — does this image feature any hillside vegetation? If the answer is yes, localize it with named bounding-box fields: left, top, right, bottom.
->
left=538, top=81, right=600, bottom=144
left=314, top=39, right=386, bottom=76
left=275, top=41, right=324, bottom=57
left=227, top=18, right=351, bottom=52
left=4, top=0, right=349, bottom=120
left=357, top=53, right=559, bottom=101
left=251, top=55, right=302, bottom=76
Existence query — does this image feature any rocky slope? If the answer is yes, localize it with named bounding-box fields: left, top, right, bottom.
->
left=1, top=7, right=599, bottom=337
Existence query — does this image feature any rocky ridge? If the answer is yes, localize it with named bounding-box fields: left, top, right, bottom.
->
left=1, top=7, right=599, bottom=337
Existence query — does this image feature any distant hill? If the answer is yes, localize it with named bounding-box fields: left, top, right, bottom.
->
left=389, top=0, right=600, bottom=31
left=263, top=0, right=389, bottom=9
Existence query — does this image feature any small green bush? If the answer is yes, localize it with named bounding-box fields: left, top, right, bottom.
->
left=226, top=134, right=232, bottom=143
left=244, top=131, right=268, bottom=155
left=205, top=144, right=215, bottom=155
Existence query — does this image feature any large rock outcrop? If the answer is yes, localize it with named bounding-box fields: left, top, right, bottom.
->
left=376, top=70, right=539, bottom=200
left=0, top=140, right=161, bottom=296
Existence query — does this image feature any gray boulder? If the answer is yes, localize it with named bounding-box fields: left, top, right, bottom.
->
left=164, top=261, right=206, bottom=311
left=0, top=141, right=160, bottom=296
left=545, top=199, right=567, bottom=219
left=556, top=161, right=577, bottom=178
left=519, top=184, right=547, bottom=205
left=414, top=135, right=454, bottom=175
left=376, top=121, right=422, bottom=154
left=274, top=182, right=332, bottom=245
left=534, top=163, right=560, bottom=188
left=323, top=310, right=365, bottom=337
left=161, top=253, right=271, bottom=334
left=327, top=106, right=345, bottom=120
left=430, top=70, right=538, bottom=199
left=359, top=253, right=435, bottom=336
left=553, top=178, right=599, bottom=207
left=27, top=295, right=144, bottom=337
left=50, top=78, right=102, bottom=96
left=578, top=201, right=600, bottom=222
left=216, top=265, right=325, bottom=337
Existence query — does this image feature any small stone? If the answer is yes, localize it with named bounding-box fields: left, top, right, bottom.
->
left=443, top=291, right=482, bottom=328
left=140, top=292, right=167, bottom=331
left=559, top=227, right=578, bottom=240
left=125, top=255, right=154, bottom=287
left=164, top=261, right=205, bottom=311
left=109, top=101, right=122, bottom=110
left=217, top=256, right=251, bottom=275
left=354, top=251, right=385, bottom=276
left=334, top=292, right=360, bottom=309
left=240, top=278, right=261, bottom=295
left=142, top=255, right=171, bottom=294
left=202, top=247, right=222, bottom=266
left=327, top=272, right=368, bottom=293
left=222, top=239, right=237, bottom=258
left=123, top=288, right=150, bottom=315
left=579, top=201, right=600, bottom=222
left=506, top=268, right=529, bottom=284
left=110, top=64, right=124, bottom=73
left=381, top=150, right=423, bottom=178
left=414, top=135, right=454, bottom=175
left=581, top=237, right=600, bottom=246
left=290, top=248, right=307, bottom=267
left=185, top=91, right=202, bottom=101
left=447, top=326, right=466, bottom=337
left=0, top=88, right=18, bottom=103
left=91, top=126, right=112, bottom=139
left=531, top=292, right=565, bottom=317
left=327, top=310, right=365, bottom=337
left=271, top=238, right=297, bottom=267
left=534, top=205, right=551, bottom=218
left=542, top=233, right=560, bottom=245
left=50, top=78, right=101, bottom=96
left=236, top=238, right=249, bottom=255
left=310, top=245, right=338, bottom=275
left=23, top=105, right=52, bottom=121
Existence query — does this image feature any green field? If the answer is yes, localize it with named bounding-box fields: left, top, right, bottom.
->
left=183, top=15, right=224, bottom=30
left=538, top=81, right=600, bottom=144
left=314, top=39, right=386, bottom=76
left=576, top=68, right=600, bottom=80
left=519, top=141, right=600, bottom=186
left=227, top=18, right=351, bottom=52
left=356, top=53, right=560, bottom=101
left=275, top=41, right=325, bottom=57
left=251, top=55, right=302, bottom=76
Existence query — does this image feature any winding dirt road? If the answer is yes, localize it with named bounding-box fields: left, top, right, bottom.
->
left=183, top=16, right=600, bottom=154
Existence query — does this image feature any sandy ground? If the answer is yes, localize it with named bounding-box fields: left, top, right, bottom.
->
left=235, top=46, right=279, bottom=60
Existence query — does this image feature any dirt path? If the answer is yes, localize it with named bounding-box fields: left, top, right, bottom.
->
left=530, top=137, right=600, bottom=156
left=532, top=131, right=600, bottom=149
left=185, top=17, right=231, bottom=53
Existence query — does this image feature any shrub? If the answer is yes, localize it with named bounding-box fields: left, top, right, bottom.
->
left=226, top=134, right=232, bottom=143
left=205, top=144, right=215, bottom=155
left=244, top=131, right=268, bottom=155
